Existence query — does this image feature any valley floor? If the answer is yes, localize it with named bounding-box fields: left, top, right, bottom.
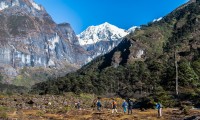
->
left=5, top=108, right=200, bottom=120
left=0, top=94, right=199, bottom=119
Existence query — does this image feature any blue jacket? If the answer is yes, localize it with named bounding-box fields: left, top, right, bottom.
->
left=156, top=103, right=162, bottom=109
left=122, top=102, right=128, bottom=108
left=97, top=101, right=101, bottom=107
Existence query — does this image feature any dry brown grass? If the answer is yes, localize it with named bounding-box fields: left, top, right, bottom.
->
left=5, top=108, right=200, bottom=120
left=2, top=96, right=200, bottom=120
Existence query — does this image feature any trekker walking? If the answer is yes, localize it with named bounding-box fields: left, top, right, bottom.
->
left=96, top=100, right=102, bottom=111
left=156, top=102, right=162, bottom=117
left=122, top=100, right=128, bottom=114
left=128, top=99, right=133, bottom=114
left=112, top=99, right=118, bottom=113
left=76, top=101, right=81, bottom=110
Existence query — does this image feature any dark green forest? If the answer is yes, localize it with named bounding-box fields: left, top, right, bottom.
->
left=31, top=0, right=200, bottom=107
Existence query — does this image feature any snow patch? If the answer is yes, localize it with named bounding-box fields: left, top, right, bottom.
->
left=12, top=0, right=20, bottom=6
left=128, top=26, right=139, bottom=33
left=30, top=0, right=41, bottom=10
left=37, top=57, right=41, bottom=64
left=0, top=2, right=9, bottom=11
left=20, top=53, right=31, bottom=64
left=48, top=33, right=60, bottom=50
left=108, top=45, right=112, bottom=51
left=136, top=50, right=144, bottom=58
left=26, top=55, right=31, bottom=64
left=48, top=59, right=55, bottom=66
left=153, top=17, right=163, bottom=22
left=87, top=57, right=93, bottom=63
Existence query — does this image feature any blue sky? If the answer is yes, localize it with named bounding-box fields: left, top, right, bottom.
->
left=35, top=0, right=189, bottom=34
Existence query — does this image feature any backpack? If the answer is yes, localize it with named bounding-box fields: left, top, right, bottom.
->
left=129, top=100, right=133, bottom=106
left=113, top=101, right=117, bottom=106
left=122, top=102, right=127, bottom=107
left=97, top=101, right=101, bottom=107
left=159, top=103, right=162, bottom=108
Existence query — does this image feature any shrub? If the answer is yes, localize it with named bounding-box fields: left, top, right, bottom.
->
left=0, top=106, right=9, bottom=112
left=36, top=111, right=45, bottom=117
left=57, top=106, right=71, bottom=114
left=0, top=112, right=8, bottom=119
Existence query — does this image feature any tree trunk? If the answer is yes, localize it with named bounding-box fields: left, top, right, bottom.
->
left=175, top=50, right=179, bottom=95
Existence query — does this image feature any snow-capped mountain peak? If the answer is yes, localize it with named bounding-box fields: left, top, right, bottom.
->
left=77, top=22, right=129, bottom=46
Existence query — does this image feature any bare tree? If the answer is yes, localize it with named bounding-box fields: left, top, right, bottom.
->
left=174, top=48, right=178, bottom=95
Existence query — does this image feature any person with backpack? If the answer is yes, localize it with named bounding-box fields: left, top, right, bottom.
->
left=127, top=99, right=133, bottom=115
left=122, top=100, right=128, bottom=114
left=111, top=99, right=118, bottom=113
left=76, top=101, right=81, bottom=110
left=156, top=102, right=162, bottom=117
left=96, top=99, right=102, bottom=111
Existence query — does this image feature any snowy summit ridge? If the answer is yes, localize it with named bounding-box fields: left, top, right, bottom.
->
left=77, top=22, right=129, bottom=46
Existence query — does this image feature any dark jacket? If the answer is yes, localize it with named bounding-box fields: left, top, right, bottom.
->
left=97, top=101, right=102, bottom=107
left=128, top=100, right=133, bottom=109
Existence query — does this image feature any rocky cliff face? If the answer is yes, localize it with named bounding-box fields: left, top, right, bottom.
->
left=0, top=0, right=89, bottom=84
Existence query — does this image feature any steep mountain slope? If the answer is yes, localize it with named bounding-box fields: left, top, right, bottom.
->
left=77, top=22, right=129, bottom=61
left=0, top=0, right=90, bottom=86
left=32, top=0, right=200, bottom=106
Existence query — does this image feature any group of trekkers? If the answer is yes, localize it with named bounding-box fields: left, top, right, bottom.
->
left=96, top=98, right=134, bottom=114
left=96, top=98, right=162, bottom=117
left=75, top=98, right=162, bottom=117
